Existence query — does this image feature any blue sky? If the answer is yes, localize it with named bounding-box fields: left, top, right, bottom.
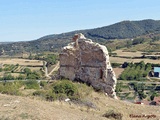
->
left=0, top=0, right=160, bottom=42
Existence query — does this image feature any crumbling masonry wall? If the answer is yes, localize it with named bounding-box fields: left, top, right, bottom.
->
left=59, top=34, right=117, bottom=99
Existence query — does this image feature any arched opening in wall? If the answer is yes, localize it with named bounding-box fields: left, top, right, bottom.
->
left=100, top=69, right=103, bottom=79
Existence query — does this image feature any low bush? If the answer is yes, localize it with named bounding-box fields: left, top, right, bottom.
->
left=0, top=82, right=22, bottom=95
left=33, top=90, right=46, bottom=96
left=111, top=63, right=121, bottom=68
left=75, top=83, right=93, bottom=98
left=40, top=81, right=48, bottom=88
left=33, top=89, right=57, bottom=101
left=45, top=90, right=57, bottom=101
left=103, top=110, right=123, bottom=120
left=56, top=93, right=68, bottom=101
left=24, top=80, right=39, bottom=89
left=33, top=80, right=80, bottom=101
left=52, top=80, right=79, bottom=99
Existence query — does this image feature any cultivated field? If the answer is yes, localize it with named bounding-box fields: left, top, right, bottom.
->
left=113, top=49, right=160, bottom=57
left=0, top=58, right=44, bottom=78
left=0, top=58, right=43, bottom=66
left=110, top=57, right=160, bottom=64
left=113, top=50, right=143, bottom=57
left=27, top=67, right=42, bottom=71
left=111, top=50, right=160, bottom=64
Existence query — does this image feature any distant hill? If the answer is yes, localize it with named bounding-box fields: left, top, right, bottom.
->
left=1, top=19, right=160, bottom=55
left=0, top=42, right=13, bottom=45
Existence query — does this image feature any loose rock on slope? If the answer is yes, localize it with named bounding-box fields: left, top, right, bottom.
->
left=59, top=33, right=117, bottom=99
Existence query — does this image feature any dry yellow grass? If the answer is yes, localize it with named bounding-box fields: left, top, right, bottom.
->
left=0, top=91, right=160, bottom=120
left=0, top=94, right=107, bottom=120
left=0, top=58, right=43, bottom=66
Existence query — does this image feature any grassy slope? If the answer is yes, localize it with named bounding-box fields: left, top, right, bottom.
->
left=0, top=91, right=160, bottom=120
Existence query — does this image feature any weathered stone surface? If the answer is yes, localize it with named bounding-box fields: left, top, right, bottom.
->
left=59, top=33, right=117, bottom=99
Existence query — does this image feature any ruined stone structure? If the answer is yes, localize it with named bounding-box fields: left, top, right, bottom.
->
left=59, top=33, right=117, bottom=99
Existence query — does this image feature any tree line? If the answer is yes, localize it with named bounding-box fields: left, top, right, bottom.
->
left=119, top=61, right=152, bottom=81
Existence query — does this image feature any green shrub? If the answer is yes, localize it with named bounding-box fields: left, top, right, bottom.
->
left=138, top=91, right=147, bottom=100
left=17, top=74, right=25, bottom=80
left=119, top=61, right=151, bottom=81
left=53, top=80, right=78, bottom=97
left=150, top=92, right=158, bottom=101
left=45, top=90, right=57, bottom=101
left=32, top=80, right=81, bottom=101
left=3, top=74, right=15, bottom=80
left=76, top=83, right=93, bottom=98
left=24, top=80, right=39, bottom=89
left=24, top=68, right=32, bottom=75
left=33, top=89, right=57, bottom=101
left=26, top=73, right=40, bottom=80
left=33, top=90, right=45, bottom=96
left=32, top=90, right=48, bottom=100
left=0, top=82, right=21, bottom=95
left=116, top=82, right=123, bottom=93
left=103, top=110, right=123, bottom=120
left=56, top=93, right=68, bottom=101
left=40, top=81, right=47, bottom=88
left=23, top=68, right=41, bottom=80
left=111, top=63, right=121, bottom=68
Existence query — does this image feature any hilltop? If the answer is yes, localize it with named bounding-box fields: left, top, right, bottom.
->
left=0, top=91, right=159, bottom=120
left=1, top=19, right=160, bottom=55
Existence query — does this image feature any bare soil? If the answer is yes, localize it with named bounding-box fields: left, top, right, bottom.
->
left=113, top=68, right=124, bottom=78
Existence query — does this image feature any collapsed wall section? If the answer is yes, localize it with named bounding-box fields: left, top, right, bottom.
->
left=59, top=34, right=117, bottom=98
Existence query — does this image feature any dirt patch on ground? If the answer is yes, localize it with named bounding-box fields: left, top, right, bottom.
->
left=113, top=68, right=124, bottom=78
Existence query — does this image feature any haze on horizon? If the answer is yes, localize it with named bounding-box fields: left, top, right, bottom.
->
left=0, top=0, right=160, bottom=42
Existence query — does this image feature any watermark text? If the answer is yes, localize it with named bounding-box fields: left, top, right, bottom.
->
left=129, top=114, right=156, bottom=119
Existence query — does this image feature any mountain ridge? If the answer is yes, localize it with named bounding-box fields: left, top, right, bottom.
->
left=36, top=19, right=160, bottom=40
left=1, top=19, right=160, bottom=55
